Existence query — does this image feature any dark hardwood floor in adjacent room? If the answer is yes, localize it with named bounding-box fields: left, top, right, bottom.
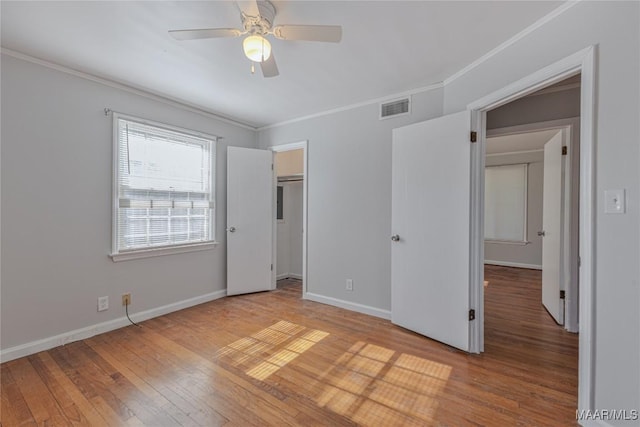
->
left=1, top=268, right=578, bottom=426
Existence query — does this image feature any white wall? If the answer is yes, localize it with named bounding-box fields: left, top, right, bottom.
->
left=484, top=151, right=543, bottom=269
left=487, top=87, right=580, bottom=130
left=443, top=1, right=640, bottom=420
left=0, top=54, right=257, bottom=354
left=260, top=89, right=444, bottom=312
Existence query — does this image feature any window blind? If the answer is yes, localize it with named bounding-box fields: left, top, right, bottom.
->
left=484, top=164, right=527, bottom=242
left=114, top=117, right=216, bottom=253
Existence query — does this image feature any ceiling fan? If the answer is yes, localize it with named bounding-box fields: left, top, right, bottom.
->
left=169, top=0, right=342, bottom=78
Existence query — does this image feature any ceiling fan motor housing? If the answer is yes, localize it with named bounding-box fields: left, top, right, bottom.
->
left=243, top=0, right=276, bottom=34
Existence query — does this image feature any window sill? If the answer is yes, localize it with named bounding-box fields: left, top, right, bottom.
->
left=485, top=240, right=530, bottom=246
left=111, top=241, right=218, bottom=262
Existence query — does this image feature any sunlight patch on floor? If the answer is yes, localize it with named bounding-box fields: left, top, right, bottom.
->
left=215, top=320, right=329, bottom=381
left=315, top=341, right=452, bottom=425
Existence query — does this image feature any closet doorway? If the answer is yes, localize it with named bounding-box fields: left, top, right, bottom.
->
left=272, top=142, right=307, bottom=296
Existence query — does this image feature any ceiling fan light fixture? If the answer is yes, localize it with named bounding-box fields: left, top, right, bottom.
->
left=243, top=35, right=271, bottom=62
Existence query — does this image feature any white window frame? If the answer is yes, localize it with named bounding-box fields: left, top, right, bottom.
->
left=484, top=163, right=528, bottom=245
left=111, top=113, right=218, bottom=262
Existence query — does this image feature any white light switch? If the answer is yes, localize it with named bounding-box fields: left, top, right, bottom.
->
left=604, top=189, right=625, bottom=214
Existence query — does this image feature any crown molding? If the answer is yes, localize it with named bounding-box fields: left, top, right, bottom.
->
left=2, top=1, right=580, bottom=132
left=0, top=48, right=257, bottom=131
left=443, top=1, right=581, bottom=87
left=258, top=82, right=444, bottom=131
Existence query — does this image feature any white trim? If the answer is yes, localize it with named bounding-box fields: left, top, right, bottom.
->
left=111, top=241, right=218, bottom=262
left=270, top=141, right=308, bottom=297
left=304, top=293, right=391, bottom=320
left=468, top=45, right=596, bottom=415
left=577, top=45, right=596, bottom=413
left=468, top=109, right=486, bottom=354
left=525, top=82, right=581, bottom=98
left=468, top=47, right=588, bottom=111
left=444, top=1, right=580, bottom=86
left=259, top=83, right=442, bottom=131
left=0, top=289, right=227, bottom=363
left=485, top=240, right=529, bottom=246
left=270, top=141, right=307, bottom=152
left=487, top=118, right=581, bottom=137
left=110, top=111, right=222, bottom=141
left=1, top=48, right=256, bottom=130
left=484, top=260, right=542, bottom=270
left=579, top=421, right=614, bottom=427
left=486, top=149, right=544, bottom=157
left=111, top=112, right=218, bottom=260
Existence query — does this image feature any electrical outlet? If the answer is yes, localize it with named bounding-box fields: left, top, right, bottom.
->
left=98, top=296, right=109, bottom=312
left=346, top=279, right=353, bottom=291
left=122, top=293, right=131, bottom=306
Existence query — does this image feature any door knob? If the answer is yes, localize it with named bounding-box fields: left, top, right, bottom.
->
left=227, top=226, right=236, bottom=233
left=391, top=234, right=400, bottom=242
left=537, top=230, right=545, bottom=237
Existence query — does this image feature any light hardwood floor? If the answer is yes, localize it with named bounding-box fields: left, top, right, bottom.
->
left=1, top=267, right=578, bottom=426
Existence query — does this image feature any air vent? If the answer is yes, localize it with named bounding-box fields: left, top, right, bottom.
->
left=380, top=97, right=411, bottom=120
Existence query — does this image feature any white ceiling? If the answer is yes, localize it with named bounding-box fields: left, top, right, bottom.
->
left=486, top=129, right=561, bottom=155
left=1, top=1, right=564, bottom=128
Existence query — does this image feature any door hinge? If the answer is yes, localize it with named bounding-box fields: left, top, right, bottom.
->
left=470, top=131, right=477, bottom=143
left=560, top=290, right=566, bottom=300
left=271, top=264, right=273, bottom=271
left=578, top=256, right=582, bottom=267
left=562, top=146, right=568, bottom=155
left=271, top=163, right=274, bottom=170
left=468, top=309, right=476, bottom=321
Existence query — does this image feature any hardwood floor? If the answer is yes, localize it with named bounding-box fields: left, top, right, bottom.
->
left=1, top=269, right=578, bottom=426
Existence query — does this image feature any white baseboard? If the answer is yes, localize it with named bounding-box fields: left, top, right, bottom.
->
left=579, top=420, right=614, bottom=427
left=0, top=289, right=227, bottom=363
left=484, top=260, right=542, bottom=270
left=304, top=292, right=391, bottom=320
left=276, top=273, right=303, bottom=280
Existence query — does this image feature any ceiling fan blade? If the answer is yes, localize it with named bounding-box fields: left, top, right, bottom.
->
left=236, top=0, right=260, bottom=17
left=260, top=54, right=279, bottom=78
left=169, top=28, right=242, bottom=41
left=272, top=25, right=342, bottom=43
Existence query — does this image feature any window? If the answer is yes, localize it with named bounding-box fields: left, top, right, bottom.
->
left=112, top=114, right=217, bottom=261
left=484, top=164, right=528, bottom=243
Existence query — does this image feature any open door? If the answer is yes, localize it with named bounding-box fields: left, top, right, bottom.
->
left=541, top=132, right=565, bottom=324
left=391, top=111, right=472, bottom=352
left=227, top=147, right=273, bottom=296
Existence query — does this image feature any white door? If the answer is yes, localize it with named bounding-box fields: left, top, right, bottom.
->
left=391, top=111, right=471, bottom=352
left=227, top=147, right=273, bottom=296
left=541, top=132, right=564, bottom=324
